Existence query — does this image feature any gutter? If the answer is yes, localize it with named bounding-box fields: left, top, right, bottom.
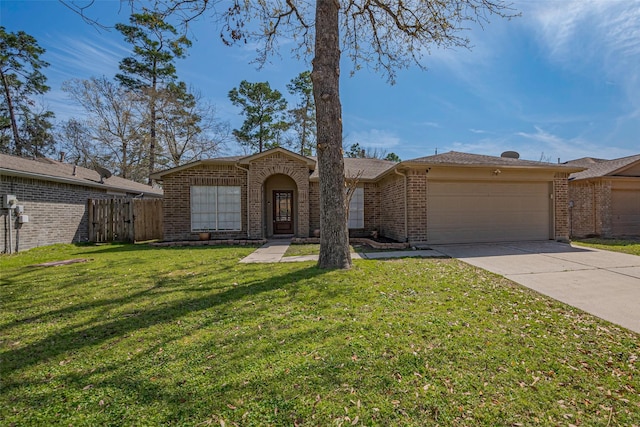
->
left=394, top=168, right=408, bottom=242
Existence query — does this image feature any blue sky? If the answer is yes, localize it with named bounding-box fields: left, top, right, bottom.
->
left=1, top=0, right=638, bottom=162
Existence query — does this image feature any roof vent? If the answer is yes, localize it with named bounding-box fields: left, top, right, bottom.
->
left=501, top=151, right=520, bottom=159
left=95, top=165, right=112, bottom=184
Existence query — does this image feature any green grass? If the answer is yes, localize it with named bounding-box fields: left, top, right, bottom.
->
left=1, top=244, right=639, bottom=426
left=284, top=243, right=321, bottom=257
left=573, top=238, right=640, bottom=256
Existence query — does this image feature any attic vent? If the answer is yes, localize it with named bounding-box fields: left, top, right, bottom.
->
left=501, top=151, right=520, bottom=159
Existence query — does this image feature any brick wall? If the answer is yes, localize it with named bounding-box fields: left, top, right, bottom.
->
left=359, top=182, right=380, bottom=237
left=553, top=173, right=570, bottom=241
left=379, top=173, right=406, bottom=242
left=1, top=175, right=114, bottom=253
left=568, top=179, right=612, bottom=238
left=309, top=181, right=320, bottom=234
left=406, top=170, right=428, bottom=244
left=247, top=152, right=310, bottom=238
left=162, top=164, right=248, bottom=241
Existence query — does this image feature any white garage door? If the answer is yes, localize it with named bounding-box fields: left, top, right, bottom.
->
left=612, top=189, right=640, bottom=236
left=427, top=181, right=552, bottom=244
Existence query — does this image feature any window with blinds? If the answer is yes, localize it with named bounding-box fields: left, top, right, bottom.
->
left=348, top=187, right=364, bottom=229
left=191, top=186, right=241, bottom=231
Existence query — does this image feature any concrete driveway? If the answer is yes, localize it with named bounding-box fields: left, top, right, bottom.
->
left=433, top=241, right=640, bottom=334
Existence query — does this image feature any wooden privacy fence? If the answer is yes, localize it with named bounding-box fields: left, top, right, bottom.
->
left=88, top=198, right=163, bottom=243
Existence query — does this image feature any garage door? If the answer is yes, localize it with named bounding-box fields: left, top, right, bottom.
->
left=427, top=181, right=552, bottom=244
left=612, top=189, right=640, bottom=236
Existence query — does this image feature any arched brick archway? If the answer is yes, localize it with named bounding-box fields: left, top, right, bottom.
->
left=246, top=152, right=310, bottom=238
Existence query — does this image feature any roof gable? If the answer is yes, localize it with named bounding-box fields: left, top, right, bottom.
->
left=568, top=154, right=640, bottom=180
left=239, top=147, right=316, bottom=167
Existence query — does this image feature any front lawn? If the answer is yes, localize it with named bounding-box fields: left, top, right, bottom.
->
left=1, top=244, right=638, bottom=426
left=573, top=238, right=640, bottom=256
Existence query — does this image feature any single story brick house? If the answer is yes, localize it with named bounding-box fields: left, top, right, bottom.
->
left=566, top=154, right=640, bottom=238
left=1, top=153, right=162, bottom=253
left=152, top=147, right=582, bottom=245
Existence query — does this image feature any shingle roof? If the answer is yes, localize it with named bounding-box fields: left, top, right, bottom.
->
left=309, top=157, right=396, bottom=181
left=568, top=154, right=640, bottom=180
left=405, top=151, right=578, bottom=169
left=564, top=157, right=608, bottom=167
left=0, top=153, right=163, bottom=197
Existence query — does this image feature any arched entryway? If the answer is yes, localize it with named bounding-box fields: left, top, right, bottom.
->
left=264, top=174, right=298, bottom=237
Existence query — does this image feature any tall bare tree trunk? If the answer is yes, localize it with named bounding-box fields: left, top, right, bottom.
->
left=149, top=67, right=157, bottom=186
left=1, top=71, right=22, bottom=155
left=312, top=0, right=352, bottom=269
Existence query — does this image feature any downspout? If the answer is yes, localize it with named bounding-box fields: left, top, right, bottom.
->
left=235, top=164, right=250, bottom=238
left=394, top=168, right=408, bottom=242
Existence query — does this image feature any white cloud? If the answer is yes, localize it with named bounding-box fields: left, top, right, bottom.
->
left=46, top=35, right=128, bottom=80
left=421, top=121, right=441, bottom=128
left=526, top=1, right=640, bottom=104
left=515, top=126, right=634, bottom=161
left=346, top=129, right=401, bottom=149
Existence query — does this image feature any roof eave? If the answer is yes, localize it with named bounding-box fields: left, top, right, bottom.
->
left=398, top=161, right=584, bottom=173
left=1, top=168, right=162, bottom=197
left=238, top=147, right=316, bottom=168
left=151, top=159, right=240, bottom=180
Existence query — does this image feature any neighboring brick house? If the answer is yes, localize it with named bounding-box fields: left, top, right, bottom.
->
left=152, top=147, right=581, bottom=245
left=566, top=154, right=640, bottom=238
left=1, top=153, right=162, bottom=253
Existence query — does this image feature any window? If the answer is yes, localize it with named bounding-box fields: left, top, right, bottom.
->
left=348, top=187, right=364, bottom=229
left=191, top=186, right=241, bottom=231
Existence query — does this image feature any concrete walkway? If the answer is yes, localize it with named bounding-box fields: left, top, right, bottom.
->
left=433, top=241, right=640, bottom=334
left=239, top=239, right=444, bottom=264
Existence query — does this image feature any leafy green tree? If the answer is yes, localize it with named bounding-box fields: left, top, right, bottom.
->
left=0, top=26, right=53, bottom=156
left=346, top=142, right=365, bottom=158
left=384, top=152, right=401, bottom=162
left=345, top=142, right=399, bottom=161
left=228, top=80, right=289, bottom=153
left=115, top=11, right=192, bottom=184
left=18, top=108, right=55, bottom=157
left=287, top=71, right=316, bottom=156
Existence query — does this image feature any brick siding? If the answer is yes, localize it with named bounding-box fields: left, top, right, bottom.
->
left=379, top=173, right=406, bottom=242
left=309, top=181, right=320, bottom=234
left=247, top=152, right=310, bottom=238
left=406, top=170, right=428, bottom=244
left=568, top=179, right=612, bottom=238
left=553, top=173, right=570, bottom=241
left=160, top=155, right=576, bottom=246
left=1, top=175, right=114, bottom=253
left=162, top=164, right=248, bottom=241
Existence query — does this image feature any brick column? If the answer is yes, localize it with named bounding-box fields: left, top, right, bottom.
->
left=407, top=170, right=428, bottom=244
left=554, top=172, right=570, bottom=241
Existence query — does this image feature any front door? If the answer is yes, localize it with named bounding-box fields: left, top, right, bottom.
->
left=273, top=190, right=294, bottom=234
